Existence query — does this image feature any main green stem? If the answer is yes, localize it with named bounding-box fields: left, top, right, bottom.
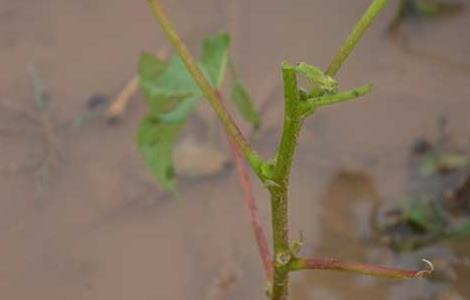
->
left=269, top=64, right=303, bottom=299
left=270, top=1, right=390, bottom=299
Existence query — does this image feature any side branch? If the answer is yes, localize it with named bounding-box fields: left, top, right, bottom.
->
left=227, top=136, right=273, bottom=279
left=291, top=257, right=433, bottom=280
left=215, top=89, right=272, bottom=279
left=146, top=0, right=263, bottom=174
left=326, top=0, right=390, bottom=76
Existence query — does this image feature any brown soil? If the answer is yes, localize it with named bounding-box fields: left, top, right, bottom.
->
left=1, top=0, right=469, bottom=299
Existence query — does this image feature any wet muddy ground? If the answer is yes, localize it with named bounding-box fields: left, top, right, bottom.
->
left=1, top=0, right=469, bottom=299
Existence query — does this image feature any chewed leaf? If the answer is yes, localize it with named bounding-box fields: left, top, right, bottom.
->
left=137, top=116, right=185, bottom=191
left=296, top=63, right=324, bottom=81
left=295, top=62, right=338, bottom=94
left=200, top=33, right=231, bottom=87
left=230, top=78, right=261, bottom=130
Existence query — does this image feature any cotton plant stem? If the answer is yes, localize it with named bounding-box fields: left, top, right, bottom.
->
left=290, top=258, right=433, bottom=279
left=144, top=1, right=418, bottom=300
left=269, top=1, right=392, bottom=297
left=146, top=0, right=263, bottom=175
left=326, top=0, right=390, bottom=76
left=274, top=64, right=304, bottom=184
left=269, top=188, right=290, bottom=300
left=269, top=64, right=304, bottom=300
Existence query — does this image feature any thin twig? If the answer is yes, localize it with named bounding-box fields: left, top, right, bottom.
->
left=291, top=257, right=433, bottom=280
left=105, top=77, right=137, bottom=121
left=227, top=135, right=273, bottom=279
left=326, top=0, right=390, bottom=77
left=217, top=90, right=273, bottom=279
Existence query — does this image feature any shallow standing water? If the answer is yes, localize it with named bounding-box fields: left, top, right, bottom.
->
left=1, top=0, right=469, bottom=299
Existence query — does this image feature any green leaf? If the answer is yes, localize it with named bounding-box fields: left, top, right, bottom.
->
left=140, top=55, right=198, bottom=102
left=154, top=56, right=200, bottom=95
left=137, top=116, right=185, bottom=191
left=158, top=96, right=199, bottom=123
left=230, top=78, right=261, bottom=130
left=136, top=33, right=235, bottom=192
left=139, top=54, right=202, bottom=122
left=200, top=33, right=231, bottom=87
left=138, top=53, right=201, bottom=191
left=139, top=52, right=168, bottom=84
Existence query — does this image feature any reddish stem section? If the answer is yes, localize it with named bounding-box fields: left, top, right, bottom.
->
left=292, top=257, right=432, bottom=280
left=227, top=136, right=273, bottom=279
left=215, top=90, right=273, bottom=279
